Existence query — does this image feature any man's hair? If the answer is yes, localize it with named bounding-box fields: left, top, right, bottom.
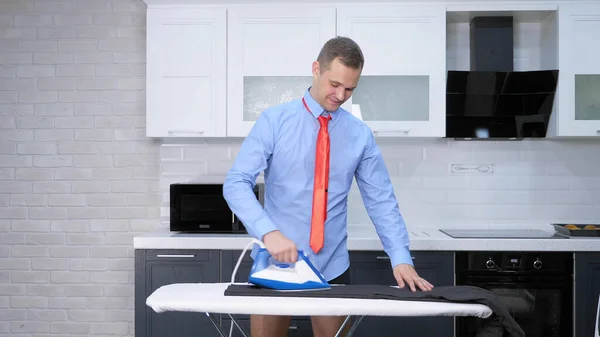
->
left=316, top=36, right=364, bottom=71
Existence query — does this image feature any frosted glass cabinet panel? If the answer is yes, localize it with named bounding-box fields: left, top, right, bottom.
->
left=227, top=5, right=336, bottom=137
left=337, top=5, right=446, bottom=137
left=574, top=75, right=600, bottom=121
left=351, top=76, right=429, bottom=122
left=243, top=76, right=313, bottom=121
left=557, top=3, right=600, bottom=136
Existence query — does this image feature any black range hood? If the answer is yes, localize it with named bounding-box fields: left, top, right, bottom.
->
left=445, top=16, right=559, bottom=140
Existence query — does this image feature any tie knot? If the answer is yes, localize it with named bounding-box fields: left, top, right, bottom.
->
left=318, top=115, right=330, bottom=127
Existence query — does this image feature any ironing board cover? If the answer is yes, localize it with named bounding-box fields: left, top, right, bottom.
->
left=146, top=282, right=493, bottom=318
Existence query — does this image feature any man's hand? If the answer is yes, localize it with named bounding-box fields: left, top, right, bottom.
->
left=393, top=264, right=434, bottom=292
left=262, top=230, right=298, bottom=263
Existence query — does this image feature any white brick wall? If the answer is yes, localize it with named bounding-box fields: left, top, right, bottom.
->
left=0, top=1, right=158, bottom=336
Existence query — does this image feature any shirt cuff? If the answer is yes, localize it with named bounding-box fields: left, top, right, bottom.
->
left=253, top=215, right=278, bottom=241
left=388, top=248, right=414, bottom=268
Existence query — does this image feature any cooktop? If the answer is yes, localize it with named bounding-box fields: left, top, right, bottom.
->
left=439, top=229, right=568, bottom=239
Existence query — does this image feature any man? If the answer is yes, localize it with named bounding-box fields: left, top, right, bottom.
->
left=223, top=36, right=433, bottom=337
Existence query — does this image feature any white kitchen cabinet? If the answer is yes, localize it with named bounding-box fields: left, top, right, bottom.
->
left=556, top=3, right=600, bottom=137
left=146, top=7, right=227, bottom=137
left=140, top=1, right=600, bottom=140
left=226, top=5, right=337, bottom=137
left=336, top=5, right=447, bottom=137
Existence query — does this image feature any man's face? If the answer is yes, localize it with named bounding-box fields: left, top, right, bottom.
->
left=312, top=57, right=361, bottom=112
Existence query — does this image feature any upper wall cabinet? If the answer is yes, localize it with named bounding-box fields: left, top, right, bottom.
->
left=226, top=5, right=336, bottom=137
left=146, top=7, right=227, bottom=137
left=142, top=1, right=600, bottom=139
left=556, top=3, right=600, bottom=137
left=336, top=5, right=446, bottom=137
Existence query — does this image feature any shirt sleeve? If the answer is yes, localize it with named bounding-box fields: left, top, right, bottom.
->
left=223, top=110, right=278, bottom=241
left=354, top=130, right=414, bottom=268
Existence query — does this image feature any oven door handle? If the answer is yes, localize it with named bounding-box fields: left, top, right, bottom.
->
left=459, top=281, right=570, bottom=289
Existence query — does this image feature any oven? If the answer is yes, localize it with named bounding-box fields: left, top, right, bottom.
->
left=455, top=251, right=573, bottom=337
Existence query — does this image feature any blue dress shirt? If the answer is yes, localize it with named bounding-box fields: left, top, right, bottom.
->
left=223, top=88, right=413, bottom=281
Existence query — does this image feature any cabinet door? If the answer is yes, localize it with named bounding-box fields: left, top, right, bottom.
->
left=336, top=5, right=447, bottom=137
left=221, top=318, right=315, bottom=337
left=135, top=250, right=222, bottom=337
left=146, top=7, right=227, bottom=137
left=557, top=3, right=600, bottom=136
left=348, top=251, right=454, bottom=337
left=575, top=253, right=600, bottom=337
left=227, top=5, right=336, bottom=137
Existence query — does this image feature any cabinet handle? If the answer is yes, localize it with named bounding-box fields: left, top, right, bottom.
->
left=376, top=256, right=415, bottom=260
left=156, top=254, right=195, bottom=258
left=288, top=326, right=298, bottom=330
left=167, top=130, right=204, bottom=135
left=373, top=129, right=410, bottom=136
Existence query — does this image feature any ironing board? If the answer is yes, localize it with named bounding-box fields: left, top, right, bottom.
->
left=146, top=282, right=494, bottom=337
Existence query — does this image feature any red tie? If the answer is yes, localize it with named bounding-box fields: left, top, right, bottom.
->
left=303, top=97, right=331, bottom=254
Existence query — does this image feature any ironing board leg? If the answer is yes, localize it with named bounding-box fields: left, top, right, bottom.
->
left=227, top=314, right=249, bottom=337
left=333, top=315, right=365, bottom=337
left=345, top=315, right=364, bottom=337
left=205, top=312, right=228, bottom=337
left=204, top=312, right=249, bottom=337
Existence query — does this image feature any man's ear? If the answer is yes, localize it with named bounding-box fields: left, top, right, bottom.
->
left=312, top=60, right=320, bottom=77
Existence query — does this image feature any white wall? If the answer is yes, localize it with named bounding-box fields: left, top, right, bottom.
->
left=1, top=0, right=600, bottom=336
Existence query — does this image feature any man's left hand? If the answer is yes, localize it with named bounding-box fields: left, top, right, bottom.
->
left=393, top=264, right=434, bottom=292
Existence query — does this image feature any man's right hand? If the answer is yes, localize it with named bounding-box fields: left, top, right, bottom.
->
left=262, top=230, right=298, bottom=263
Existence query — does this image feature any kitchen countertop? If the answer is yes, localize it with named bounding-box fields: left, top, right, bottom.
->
left=133, top=226, right=600, bottom=252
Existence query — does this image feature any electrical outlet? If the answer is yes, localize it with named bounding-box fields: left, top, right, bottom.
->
left=450, top=164, right=494, bottom=173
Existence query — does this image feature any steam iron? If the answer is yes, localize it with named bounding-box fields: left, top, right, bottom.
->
left=248, top=246, right=330, bottom=291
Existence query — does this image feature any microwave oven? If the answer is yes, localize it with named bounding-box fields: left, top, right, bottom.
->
left=169, top=183, right=263, bottom=233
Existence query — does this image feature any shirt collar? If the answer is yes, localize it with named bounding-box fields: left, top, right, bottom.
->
left=303, top=87, right=337, bottom=119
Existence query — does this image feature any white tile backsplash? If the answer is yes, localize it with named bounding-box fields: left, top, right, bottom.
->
left=160, top=138, right=600, bottom=230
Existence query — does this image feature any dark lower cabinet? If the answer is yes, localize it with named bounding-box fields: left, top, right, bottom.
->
left=220, top=318, right=315, bottom=337
left=135, top=249, right=597, bottom=337
left=135, top=249, right=222, bottom=337
left=347, top=251, right=455, bottom=337
left=136, top=249, right=454, bottom=337
left=574, top=252, right=600, bottom=337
